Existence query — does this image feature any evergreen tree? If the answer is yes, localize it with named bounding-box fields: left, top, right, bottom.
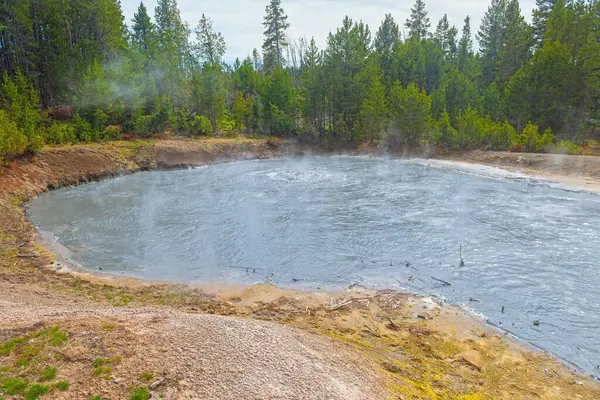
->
left=405, top=0, right=431, bottom=40
left=532, top=0, right=557, bottom=46
left=435, top=14, right=458, bottom=60
left=131, top=2, right=156, bottom=56
left=195, top=14, right=226, bottom=65
left=301, top=38, right=325, bottom=135
left=496, top=0, right=533, bottom=87
left=374, top=14, right=400, bottom=80
left=477, top=0, right=508, bottom=86
left=389, top=81, right=432, bottom=146
left=358, top=59, right=388, bottom=143
left=262, top=0, right=290, bottom=73
left=458, top=16, right=474, bottom=74
left=375, top=14, right=399, bottom=57
left=154, top=0, right=189, bottom=107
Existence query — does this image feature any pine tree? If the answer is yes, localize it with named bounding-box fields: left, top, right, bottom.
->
left=301, top=37, right=324, bottom=135
left=154, top=0, right=189, bottom=106
left=496, top=0, right=533, bottom=87
left=195, top=14, right=226, bottom=65
left=405, top=0, right=431, bottom=40
left=251, top=48, right=262, bottom=72
left=131, top=2, right=156, bottom=56
left=358, top=60, right=388, bottom=143
left=458, top=16, right=473, bottom=74
left=532, top=0, right=557, bottom=47
left=435, top=14, right=458, bottom=60
left=477, top=0, right=508, bottom=86
left=375, top=14, right=399, bottom=56
left=262, top=0, right=290, bottom=73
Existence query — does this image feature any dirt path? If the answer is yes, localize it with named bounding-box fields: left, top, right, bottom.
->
left=1, top=282, right=387, bottom=399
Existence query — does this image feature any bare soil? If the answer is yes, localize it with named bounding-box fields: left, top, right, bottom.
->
left=436, top=150, right=600, bottom=192
left=1, top=139, right=600, bottom=399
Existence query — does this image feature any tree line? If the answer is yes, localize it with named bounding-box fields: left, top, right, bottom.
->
left=0, top=0, right=599, bottom=161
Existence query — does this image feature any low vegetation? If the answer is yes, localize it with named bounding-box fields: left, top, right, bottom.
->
left=0, top=327, right=70, bottom=399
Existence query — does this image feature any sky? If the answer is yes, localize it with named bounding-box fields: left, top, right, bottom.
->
left=121, top=0, right=537, bottom=62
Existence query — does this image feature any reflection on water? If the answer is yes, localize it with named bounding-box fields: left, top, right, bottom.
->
left=27, top=156, right=600, bottom=375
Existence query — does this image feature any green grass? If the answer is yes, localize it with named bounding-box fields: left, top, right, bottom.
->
left=24, top=384, right=49, bottom=400
left=102, top=323, right=116, bottom=331
left=130, top=387, right=150, bottom=400
left=1, top=377, right=28, bottom=394
left=39, top=366, right=56, bottom=381
left=140, top=371, right=154, bottom=382
left=0, top=336, right=27, bottom=355
left=53, top=380, right=69, bottom=391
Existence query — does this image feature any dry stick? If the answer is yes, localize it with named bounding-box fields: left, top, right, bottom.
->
left=363, top=324, right=381, bottom=337
left=430, top=276, right=452, bottom=286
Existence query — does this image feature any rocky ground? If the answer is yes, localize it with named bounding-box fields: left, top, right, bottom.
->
left=2, top=138, right=600, bottom=399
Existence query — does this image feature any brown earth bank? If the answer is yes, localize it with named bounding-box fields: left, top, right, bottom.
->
left=1, top=138, right=600, bottom=400
left=434, top=150, right=600, bottom=193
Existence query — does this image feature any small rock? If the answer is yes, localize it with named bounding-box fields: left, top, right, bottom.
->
left=113, top=378, right=121, bottom=384
left=469, top=297, right=481, bottom=303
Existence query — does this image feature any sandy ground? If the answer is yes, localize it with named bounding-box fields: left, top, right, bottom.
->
left=436, top=150, right=600, bottom=193
left=3, top=140, right=600, bottom=399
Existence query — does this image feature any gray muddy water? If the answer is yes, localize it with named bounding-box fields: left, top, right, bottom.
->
left=27, top=156, right=600, bottom=375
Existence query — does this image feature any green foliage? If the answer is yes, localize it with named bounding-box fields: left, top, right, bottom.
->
left=513, top=122, right=555, bottom=152
left=45, top=122, right=76, bottom=145
left=389, top=82, right=432, bottom=146
left=1, top=71, right=43, bottom=154
left=40, top=366, right=56, bottom=381
left=0, top=110, right=28, bottom=162
left=24, top=384, right=49, bottom=400
left=0, top=0, right=597, bottom=151
left=1, top=377, right=28, bottom=394
left=431, top=111, right=457, bottom=148
left=130, top=387, right=150, bottom=400
left=551, top=140, right=582, bottom=155
left=190, top=115, right=213, bottom=136
left=53, top=381, right=69, bottom=391
left=73, top=115, right=98, bottom=143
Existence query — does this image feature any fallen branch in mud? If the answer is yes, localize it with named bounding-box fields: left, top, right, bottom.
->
left=431, top=276, right=452, bottom=286
left=363, top=324, right=381, bottom=337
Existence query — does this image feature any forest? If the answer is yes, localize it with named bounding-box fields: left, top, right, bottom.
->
left=0, top=0, right=599, bottom=161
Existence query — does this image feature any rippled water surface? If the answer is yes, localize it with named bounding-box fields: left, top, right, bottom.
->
left=28, top=156, right=600, bottom=374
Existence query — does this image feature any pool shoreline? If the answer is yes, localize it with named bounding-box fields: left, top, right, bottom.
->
left=2, top=139, right=600, bottom=399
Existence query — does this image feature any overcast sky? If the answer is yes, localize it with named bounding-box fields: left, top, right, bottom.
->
left=121, top=0, right=537, bottom=62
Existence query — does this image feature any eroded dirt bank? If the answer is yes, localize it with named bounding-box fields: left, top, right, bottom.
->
left=436, top=150, right=600, bottom=192
left=1, top=139, right=600, bottom=400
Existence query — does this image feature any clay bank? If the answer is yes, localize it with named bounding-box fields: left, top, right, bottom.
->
left=1, top=138, right=600, bottom=400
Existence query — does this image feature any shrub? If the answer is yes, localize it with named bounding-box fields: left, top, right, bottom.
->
left=134, top=115, right=154, bottom=137
left=551, top=140, right=582, bottom=155
left=217, top=114, right=236, bottom=137
left=266, top=136, right=282, bottom=148
left=91, top=109, right=109, bottom=132
left=73, top=114, right=98, bottom=142
left=189, top=115, right=213, bottom=136
left=130, top=387, right=150, bottom=400
left=0, top=109, right=28, bottom=162
left=102, top=125, right=121, bottom=141
left=430, top=111, right=457, bottom=148
left=45, top=122, right=75, bottom=144
left=513, top=122, right=555, bottom=153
